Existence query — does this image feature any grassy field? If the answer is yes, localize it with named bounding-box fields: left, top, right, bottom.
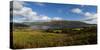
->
left=12, top=27, right=97, bottom=49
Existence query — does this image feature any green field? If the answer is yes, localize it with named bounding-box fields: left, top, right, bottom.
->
left=12, top=27, right=97, bottom=49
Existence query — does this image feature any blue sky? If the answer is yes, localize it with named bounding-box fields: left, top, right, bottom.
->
left=12, top=1, right=97, bottom=24
left=24, top=2, right=97, bottom=20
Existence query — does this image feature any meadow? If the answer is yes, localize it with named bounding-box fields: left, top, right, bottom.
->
left=12, top=26, right=97, bottom=49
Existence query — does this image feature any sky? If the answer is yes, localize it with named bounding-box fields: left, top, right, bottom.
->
left=12, top=1, right=97, bottom=24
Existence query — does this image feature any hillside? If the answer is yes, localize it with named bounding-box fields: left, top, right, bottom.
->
left=24, top=20, right=96, bottom=27
left=12, top=20, right=97, bottom=29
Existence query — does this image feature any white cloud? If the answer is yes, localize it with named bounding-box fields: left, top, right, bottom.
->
left=83, top=12, right=97, bottom=24
left=84, top=12, right=97, bottom=19
left=41, top=16, right=51, bottom=20
left=71, top=8, right=82, bottom=14
left=35, top=2, right=45, bottom=6
left=13, top=7, right=38, bottom=21
left=20, top=7, right=37, bottom=17
left=13, top=1, right=23, bottom=10
left=30, top=16, right=62, bottom=22
left=53, top=17, right=62, bottom=20
left=71, top=8, right=97, bottom=24
left=12, top=1, right=63, bottom=22
left=13, top=1, right=38, bottom=22
left=84, top=12, right=92, bottom=17
left=83, top=18, right=97, bottom=24
left=13, top=1, right=37, bottom=17
left=31, top=16, right=51, bottom=22
left=12, top=1, right=97, bottom=24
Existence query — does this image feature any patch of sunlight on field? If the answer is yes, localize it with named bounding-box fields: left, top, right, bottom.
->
left=13, top=29, right=69, bottom=48
left=12, top=28, right=97, bottom=49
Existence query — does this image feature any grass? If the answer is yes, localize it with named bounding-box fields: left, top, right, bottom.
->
left=12, top=28, right=97, bottom=49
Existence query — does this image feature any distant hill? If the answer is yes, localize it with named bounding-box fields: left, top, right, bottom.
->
left=11, top=22, right=30, bottom=28
left=23, top=20, right=96, bottom=26
left=11, top=20, right=97, bottom=29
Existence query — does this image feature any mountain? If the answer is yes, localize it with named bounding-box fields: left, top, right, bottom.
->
left=11, top=22, right=30, bottom=28
left=12, top=20, right=97, bottom=29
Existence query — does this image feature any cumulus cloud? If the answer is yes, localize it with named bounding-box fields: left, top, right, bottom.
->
left=13, top=1, right=24, bottom=10
left=29, top=16, right=62, bottom=22
left=53, top=17, right=62, bottom=20
left=12, top=1, right=62, bottom=22
left=71, top=8, right=97, bottom=24
left=84, top=12, right=97, bottom=18
left=35, top=2, right=45, bottom=6
left=84, top=12, right=92, bottom=17
left=41, top=16, right=51, bottom=20
left=13, top=1, right=37, bottom=17
left=83, top=18, right=97, bottom=24
left=83, top=12, right=97, bottom=24
left=32, top=16, right=51, bottom=22
left=71, top=8, right=82, bottom=14
left=12, top=1, right=45, bottom=22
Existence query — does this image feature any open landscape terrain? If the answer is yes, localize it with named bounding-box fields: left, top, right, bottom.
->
left=11, top=21, right=97, bottom=49
left=10, top=1, right=97, bottom=49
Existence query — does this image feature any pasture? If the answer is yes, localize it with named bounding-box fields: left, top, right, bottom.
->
left=11, top=27, right=97, bottom=49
